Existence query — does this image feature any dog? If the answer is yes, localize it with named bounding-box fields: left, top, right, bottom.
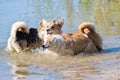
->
left=39, top=19, right=102, bottom=55
left=7, top=22, right=42, bottom=52
left=7, top=21, right=29, bottom=52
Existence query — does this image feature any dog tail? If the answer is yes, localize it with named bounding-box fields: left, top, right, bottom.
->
left=78, top=22, right=96, bottom=34
left=78, top=22, right=103, bottom=52
left=10, top=21, right=29, bottom=36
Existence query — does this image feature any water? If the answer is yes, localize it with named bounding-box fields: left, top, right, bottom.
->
left=0, top=0, right=120, bottom=80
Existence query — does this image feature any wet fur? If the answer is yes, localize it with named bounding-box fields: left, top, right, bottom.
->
left=27, top=28, right=42, bottom=49
left=7, top=22, right=29, bottom=52
left=39, top=20, right=103, bottom=55
left=78, top=22, right=103, bottom=51
left=43, top=31, right=96, bottom=55
left=7, top=22, right=42, bottom=52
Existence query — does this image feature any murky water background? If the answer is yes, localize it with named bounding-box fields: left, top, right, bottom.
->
left=0, top=0, right=120, bottom=80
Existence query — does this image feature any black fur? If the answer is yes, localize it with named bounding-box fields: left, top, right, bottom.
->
left=16, top=31, right=28, bottom=41
left=27, top=28, right=42, bottom=47
left=16, top=30, right=28, bottom=49
left=16, top=28, right=42, bottom=48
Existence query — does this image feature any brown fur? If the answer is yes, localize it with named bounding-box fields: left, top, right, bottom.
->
left=62, top=33, right=96, bottom=54
left=39, top=19, right=64, bottom=40
left=39, top=20, right=102, bottom=55
left=78, top=22, right=103, bottom=51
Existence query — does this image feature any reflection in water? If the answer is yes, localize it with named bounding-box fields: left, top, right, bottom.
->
left=8, top=53, right=63, bottom=80
left=65, top=0, right=74, bottom=28
left=7, top=52, right=120, bottom=80
left=94, top=0, right=120, bottom=35
left=9, top=61, right=29, bottom=80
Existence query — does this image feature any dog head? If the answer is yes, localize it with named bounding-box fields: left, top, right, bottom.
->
left=45, top=19, right=64, bottom=35
left=39, top=19, right=64, bottom=40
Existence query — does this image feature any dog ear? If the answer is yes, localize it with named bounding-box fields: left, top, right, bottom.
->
left=53, top=20, right=56, bottom=23
left=40, top=19, right=47, bottom=27
left=57, top=19, right=64, bottom=28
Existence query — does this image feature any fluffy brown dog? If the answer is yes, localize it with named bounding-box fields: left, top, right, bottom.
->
left=39, top=19, right=102, bottom=55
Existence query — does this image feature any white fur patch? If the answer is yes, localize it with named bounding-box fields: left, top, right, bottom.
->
left=84, top=34, right=88, bottom=38
left=45, top=34, right=73, bottom=55
left=11, top=21, right=29, bottom=37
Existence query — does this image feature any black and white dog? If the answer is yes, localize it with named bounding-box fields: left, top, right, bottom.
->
left=7, top=21, right=42, bottom=52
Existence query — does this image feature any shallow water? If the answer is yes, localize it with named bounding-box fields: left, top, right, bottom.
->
left=0, top=0, right=120, bottom=80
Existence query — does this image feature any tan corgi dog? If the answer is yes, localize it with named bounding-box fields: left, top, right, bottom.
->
left=39, top=19, right=102, bottom=55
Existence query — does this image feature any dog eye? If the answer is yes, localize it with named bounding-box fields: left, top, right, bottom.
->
left=51, top=26, right=55, bottom=29
left=21, top=28, right=24, bottom=30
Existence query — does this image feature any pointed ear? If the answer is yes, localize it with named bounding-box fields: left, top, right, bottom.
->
left=40, top=19, right=47, bottom=27
left=57, top=19, right=64, bottom=28
left=53, top=20, right=56, bottom=23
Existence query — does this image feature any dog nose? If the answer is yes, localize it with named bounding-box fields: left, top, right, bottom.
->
left=46, top=29, right=50, bottom=32
left=42, top=45, right=45, bottom=48
left=42, top=44, right=49, bottom=48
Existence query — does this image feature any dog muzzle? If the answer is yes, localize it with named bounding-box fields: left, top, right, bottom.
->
left=42, top=44, right=50, bottom=49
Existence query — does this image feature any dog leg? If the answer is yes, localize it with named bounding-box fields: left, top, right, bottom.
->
left=87, top=33, right=103, bottom=52
left=84, top=39, right=96, bottom=53
left=14, top=42, right=23, bottom=52
left=7, top=37, right=15, bottom=52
